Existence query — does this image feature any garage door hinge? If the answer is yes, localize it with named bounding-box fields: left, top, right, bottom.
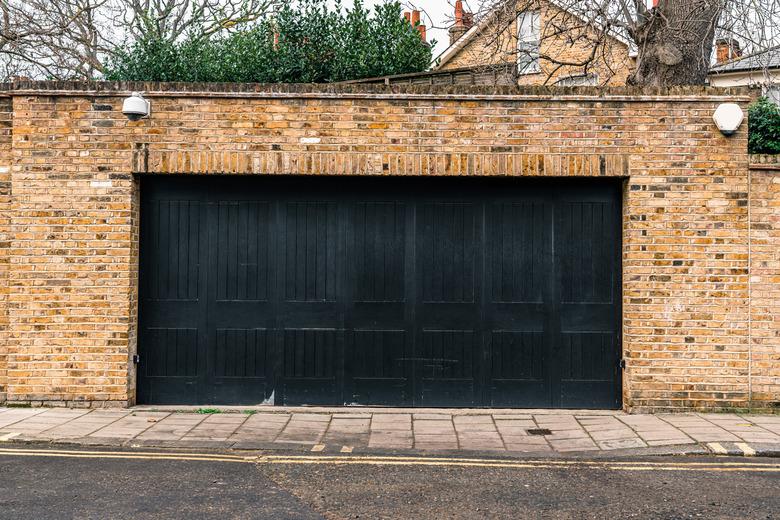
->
left=132, top=354, right=140, bottom=365
left=618, top=359, right=626, bottom=369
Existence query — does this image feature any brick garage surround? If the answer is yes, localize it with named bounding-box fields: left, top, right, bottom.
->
left=0, top=81, right=773, bottom=412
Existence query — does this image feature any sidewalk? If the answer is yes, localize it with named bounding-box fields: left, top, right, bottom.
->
left=1, top=406, right=779, bottom=458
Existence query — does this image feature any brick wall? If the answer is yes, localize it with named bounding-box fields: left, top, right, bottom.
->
left=0, top=81, right=769, bottom=411
left=438, top=0, right=633, bottom=87
left=8, top=92, right=136, bottom=407
left=0, top=95, right=10, bottom=402
left=749, top=155, right=780, bottom=408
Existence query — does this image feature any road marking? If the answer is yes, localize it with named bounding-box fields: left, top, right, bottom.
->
left=257, top=455, right=780, bottom=471
left=0, top=447, right=247, bottom=462
left=708, top=442, right=728, bottom=455
left=736, top=443, right=756, bottom=456
left=311, top=444, right=325, bottom=452
left=0, top=451, right=248, bottom=463
left=260, top=459, right=780, bottom=473
left=340, top=446, right=353, bottom=453
left=0, top=447, right=777, bottom=473
left=0, top=432, right=20, bottom=442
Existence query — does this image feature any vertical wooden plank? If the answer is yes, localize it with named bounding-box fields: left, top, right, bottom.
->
left=314, top=203, right=326, bottom=301
left=227, top=203, right=239, bottom=300
left=188, top=201, right=199, bottom=299
left=355, top=203, right=366, bottom=301
left=216, top=203, right=228, bottom=301
left=327, top=202, right=338, bottom=302
left=168, top=201, right=180, bottom=299
left=296, top=330, right=306, bottom=377
left=176, top=202, right=188, bottom=300
left=296, top=203, right=308, bottom=301
left=582, top=202, right=594, bottom=302
left=157, top=201, right=170, bottom=299
left=285, top=203, right=296, bottom=301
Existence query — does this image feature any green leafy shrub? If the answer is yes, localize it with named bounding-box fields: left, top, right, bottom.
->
left=748, top=97, right=780, bottom=154
left=103, top=0, right=433, bottom=83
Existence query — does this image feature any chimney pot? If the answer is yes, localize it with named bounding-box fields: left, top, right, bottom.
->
left=455, top=0, right=464, bottom=24
left=449, top=1, right=473, bottom=45
left=404, top=10, right=426, bottom=42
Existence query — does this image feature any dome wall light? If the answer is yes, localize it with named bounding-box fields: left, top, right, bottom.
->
left=712, top=103, right=744, bottom=136
left=122, top=92, right=151, bottom=121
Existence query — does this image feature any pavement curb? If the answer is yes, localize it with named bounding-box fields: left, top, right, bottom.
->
left=2, top=437, right=779, bottom=460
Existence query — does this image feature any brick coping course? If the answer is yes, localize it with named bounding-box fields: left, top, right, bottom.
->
left=0, top=80, right=753, bottom=101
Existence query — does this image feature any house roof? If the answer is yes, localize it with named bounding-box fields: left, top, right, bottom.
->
left=710, top=44, right=780, bottom=74
left=433, top=0, right=633, bottom=70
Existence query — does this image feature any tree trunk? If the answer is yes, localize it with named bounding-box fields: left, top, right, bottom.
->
left=629, top=0, right=725, bottom=86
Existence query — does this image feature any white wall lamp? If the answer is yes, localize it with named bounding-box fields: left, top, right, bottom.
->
left=712, top=103, right=744, bottom=136
left=122, top=92, right=151, bottom=121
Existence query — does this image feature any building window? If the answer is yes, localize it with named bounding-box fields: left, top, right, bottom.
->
left=517, top=10, right=540, bottom=74
left=555, top=74, right=599, bottom=86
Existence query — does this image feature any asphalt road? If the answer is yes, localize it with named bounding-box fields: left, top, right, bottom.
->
left=1, top=447, right=778, bottom=519
left=0, top=449, right=321, bottom=520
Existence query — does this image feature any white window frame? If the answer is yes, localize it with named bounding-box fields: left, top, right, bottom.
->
left=517, top=10, right=541, bottom=74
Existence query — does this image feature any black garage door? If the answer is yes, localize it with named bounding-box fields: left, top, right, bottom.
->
left=137, top=176, right=622, bottom=408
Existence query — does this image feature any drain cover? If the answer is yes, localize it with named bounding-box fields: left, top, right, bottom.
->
left=526, top=428, right=552, bottom=436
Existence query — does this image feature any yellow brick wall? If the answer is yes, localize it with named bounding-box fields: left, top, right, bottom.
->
left=749, top=158, right=780, bottom=408
left=8, top=94, right=135, bottom=407
left=0, top=95, right=10, bottom=402
left=439, top=0, right=633, bottom=87
left=0, top=82, right=767, bottom=412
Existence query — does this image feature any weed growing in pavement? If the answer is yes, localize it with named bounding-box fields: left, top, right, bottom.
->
left=196, top=408, right=222, bottom=414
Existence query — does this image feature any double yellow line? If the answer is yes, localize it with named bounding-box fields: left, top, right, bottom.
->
left=258, top=454, right=780, bottom=472
left=1, top=447, right=779, bottom=473
left=0, top=447, right=248, bottom=464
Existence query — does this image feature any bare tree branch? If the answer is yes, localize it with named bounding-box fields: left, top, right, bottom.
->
left=0, top=0, right=278, bottom=80
left=439, top=0, right=780, bottom=86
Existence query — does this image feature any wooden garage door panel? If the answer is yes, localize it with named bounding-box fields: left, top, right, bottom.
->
left=138, top=177, right=622, bottom=408
left=213, top=201, right=271, bottom=302
left=351, top=202, right=406, bottom=303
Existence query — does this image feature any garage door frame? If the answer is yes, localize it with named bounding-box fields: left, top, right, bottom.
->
left=136, top=175, right=624, bottom=409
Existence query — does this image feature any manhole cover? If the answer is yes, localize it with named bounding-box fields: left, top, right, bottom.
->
left=526, top=428, right=552, bottom=436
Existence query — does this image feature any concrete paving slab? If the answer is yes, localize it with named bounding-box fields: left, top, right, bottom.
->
left=89, top=412, right=170, bottom=439
left=1, top=407, right=778, bottom=459
left=454, top=424, right=498, bottom=433
left=37, top=412, right=131, bottom=439
left=137, top=414, right=206, bottom=440
left=549, top=438, right=599, bottom=452
left=0, top=408, right=48, bottom=429
left=289, top=413, right=331, bottom=422
left=331, top=413, right=372, bottom=419
left=501, top=435, right=549, bottom=445
left=368, top=438, right=414, bottom=449
left=598, top=438, right=647, bottom=450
